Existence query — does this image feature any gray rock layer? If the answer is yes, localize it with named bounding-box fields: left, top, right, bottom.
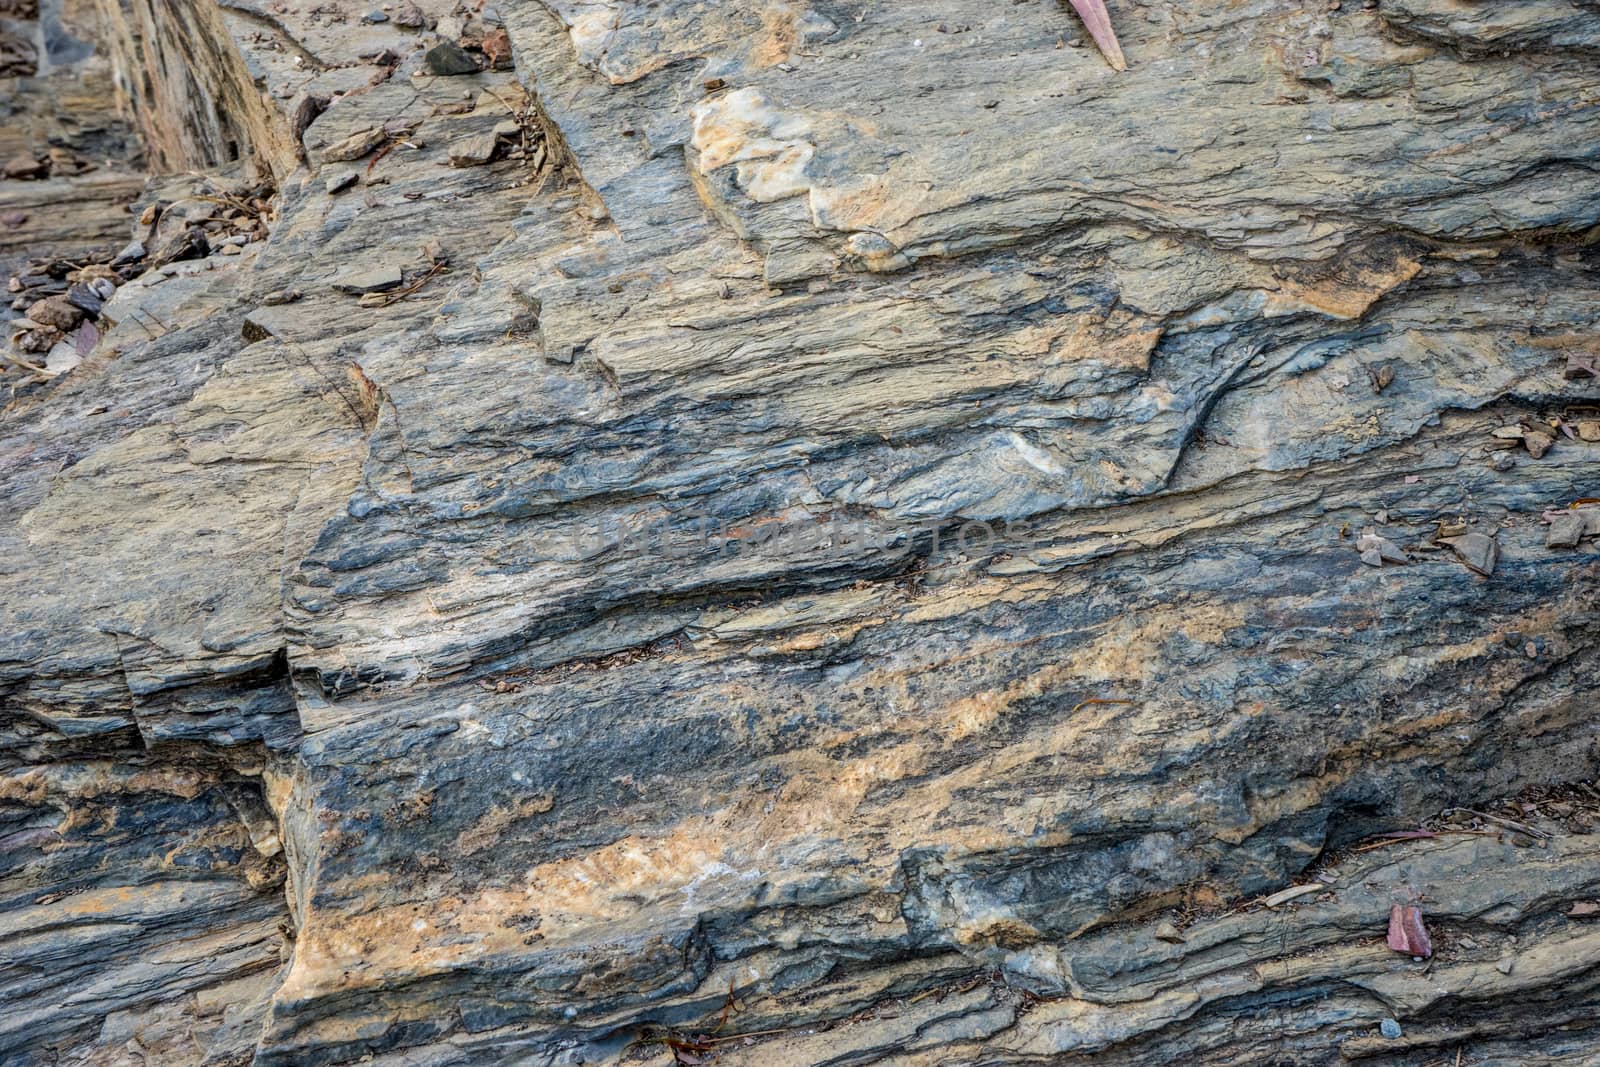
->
left=2, top=0, right=1599, bottom=1064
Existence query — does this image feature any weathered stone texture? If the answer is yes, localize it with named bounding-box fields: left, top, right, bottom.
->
left=2, top=0, right=1599, bottom=1064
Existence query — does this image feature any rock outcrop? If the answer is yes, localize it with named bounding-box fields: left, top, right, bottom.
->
left=2, top=0, right=1599, bottom=1064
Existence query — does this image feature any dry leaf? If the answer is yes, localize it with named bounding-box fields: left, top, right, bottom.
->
left=1387, top=904, right=1432, bottom=957
left=1068, top=0, right=1127, bottom=71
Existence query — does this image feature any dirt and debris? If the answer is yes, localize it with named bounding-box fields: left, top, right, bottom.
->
left=7, top=252, right=132, bottom=393
left=1484, top=415, right=1582, bottom=459
left=5, top=177, right=275, bottom=400
left=3, top=146, right=96, bottom=182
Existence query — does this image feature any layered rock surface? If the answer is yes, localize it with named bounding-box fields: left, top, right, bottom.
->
left=2, top=0, right=1600, bottom=1063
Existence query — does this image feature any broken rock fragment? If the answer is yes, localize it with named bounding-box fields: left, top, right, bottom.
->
left=149, top=226, right=209, bottom=268
left=1566, top=353, right=1598, bottom=379
left=1439, top=531, right=1499, bottom=576
left=449, top=133, right=499, bottom=168
left=3, top=153, right=47, bottom=180
left=1386, top=904, right=1433, bottom=958
left=425, top=40, right=480, bottom=76
left=1545, top=509, right=1598, bottom=549
left=24, top=294, right=85, bottom=332
left=481, top=27, right=513, bottom=70
left=1356, top=528, right=1407, bottom=567
left=1546, top=513, right=1586, bottom=549
left=1523, top=429, right=1555, bottom=458
left=323, top=127, right=386, bottom=163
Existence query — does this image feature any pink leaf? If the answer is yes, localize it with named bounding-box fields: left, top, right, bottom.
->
left=1386, top=904, right=1432, bottom=958
left=1068, top=0, right=1128, bottom=71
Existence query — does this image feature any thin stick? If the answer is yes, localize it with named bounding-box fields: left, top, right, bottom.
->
left=372, top=262, right=448, bottom=307
left=1444, top=808, right=1550, bottom=839
left=1069, top=697, right=1134, bottom=714
left=1, top=351, right=49, bottom=374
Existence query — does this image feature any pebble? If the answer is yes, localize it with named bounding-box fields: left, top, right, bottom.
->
left=112, top=239, right=145, bottom=266
left=1489, top=452, right=1515, bottom=472
left=3, top=154, right=48, bottom=180
left=449, top=133, right=499, bottom=167
left=1547, top=512, right=1587, bottom=549
left=44, top=343, right=83, bottom=376
left=1496, top=957, right=1515, bottom=975
left=424, top=41, right=480, bottom=76
left=1523, top=430, right=1555, bottom=458
left=64, top=284, right=103, bottom=316
left=12, top=326, right=58, bottom=353
left=361, top=10, right=388, bottom=22
left=1440, top=531, right=1498, bottom=576
left=323, top=127, right=386, bottom=163
left=1458, top=935, right=1479, bottom=950
left=262, top=289, right=303, bottom=306
left=25, top=295, right=85, bottom=331
left=219, top=244, right=243, bottom=255
left=1356, top=528, right=1406, bottom=567
left=150, top=226, right=210, bottom=268
left=326, top=171, right=360, bottom=194
left=1379, top=1019, right=1402, bottom=1040
left=1154, top=920, right=1185, bottom=943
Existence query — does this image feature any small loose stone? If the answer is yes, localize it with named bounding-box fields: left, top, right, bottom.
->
left=424, top=41, right=480, bottom=76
